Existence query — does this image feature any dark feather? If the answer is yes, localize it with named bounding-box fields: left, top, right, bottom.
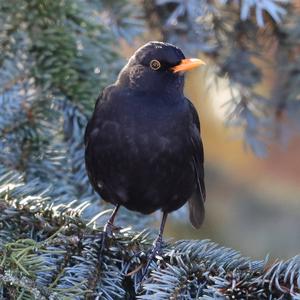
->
left=84, top=41, right=206, bottom=227
left=187, top=100, right=206, bottom=228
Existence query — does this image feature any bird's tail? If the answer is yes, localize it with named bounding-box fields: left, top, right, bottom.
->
left=188, top=188, right=205, bottom=229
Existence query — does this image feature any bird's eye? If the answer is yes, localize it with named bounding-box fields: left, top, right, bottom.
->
left=150, top=59, right=161, bottom=70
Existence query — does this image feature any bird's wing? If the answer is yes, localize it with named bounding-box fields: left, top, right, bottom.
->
left=84, top=92, right=103, bottom=146
left=84, top=118, right=92, bottom=147
left=84, top=86, right=112, bottom=146
left=187, top=99, right=206, bottom=229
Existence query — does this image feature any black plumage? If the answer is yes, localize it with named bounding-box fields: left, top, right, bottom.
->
left=84, top=41, right=206, bottom=255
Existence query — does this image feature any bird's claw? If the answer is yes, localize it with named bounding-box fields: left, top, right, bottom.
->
left=103, top=221, right=114, bottom=237
left=99, top=221, right=118, bottom=254
left=139, top=235, right=164, bottom=282
left=151, top=236, right=164, bottom=258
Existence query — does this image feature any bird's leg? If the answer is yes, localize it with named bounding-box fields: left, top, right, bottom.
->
left=103, top=204, right=120, bottom=236
left=151, top=212, right=167, bottom=256
left=100, top=204, right=120, bottom=253
left=140, top=212, right=168, bottom=280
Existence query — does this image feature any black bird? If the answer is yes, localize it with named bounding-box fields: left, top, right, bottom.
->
left=84, top=41, right=206, bottom=259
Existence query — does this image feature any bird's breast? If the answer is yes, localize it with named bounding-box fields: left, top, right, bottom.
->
left=85, top=93, right=195, bottom=213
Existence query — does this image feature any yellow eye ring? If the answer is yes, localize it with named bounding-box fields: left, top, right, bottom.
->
left=150, top=59, right=161, bottom=70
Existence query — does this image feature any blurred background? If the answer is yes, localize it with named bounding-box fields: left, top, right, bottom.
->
left=1, top=0, right=300, bottom=261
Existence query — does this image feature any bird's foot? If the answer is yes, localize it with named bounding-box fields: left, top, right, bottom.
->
left=99, top=221, right=119, bottom=254
left=103, top=220, right=114, bottom=237
left=139, top=235, right=164, bottom=281
left=149, top=235, right=164, bottom=257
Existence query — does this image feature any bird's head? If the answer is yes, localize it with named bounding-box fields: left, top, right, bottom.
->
left=117, top=41, right=205, bottom=94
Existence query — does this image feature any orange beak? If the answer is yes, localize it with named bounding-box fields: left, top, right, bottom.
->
left=171, top=58, right=206, bottom=73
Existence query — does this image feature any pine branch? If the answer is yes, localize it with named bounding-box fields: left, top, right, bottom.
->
left=0, top=171, right=299, bottom=299
left=0, top=0, right=146, bottom=214
left=1, top=1, right=300, bottom=298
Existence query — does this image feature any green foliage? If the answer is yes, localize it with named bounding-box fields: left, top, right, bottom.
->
left=0, top=171, right=299, bottom=299
left=0, top=0, right=146, bottom=224
left=1, top=0, right=122, bottom=109
left=1, top=0, right=300, bottom=298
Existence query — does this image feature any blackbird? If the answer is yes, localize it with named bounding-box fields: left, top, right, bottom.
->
left=84, top=41, right=206, bottom=261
